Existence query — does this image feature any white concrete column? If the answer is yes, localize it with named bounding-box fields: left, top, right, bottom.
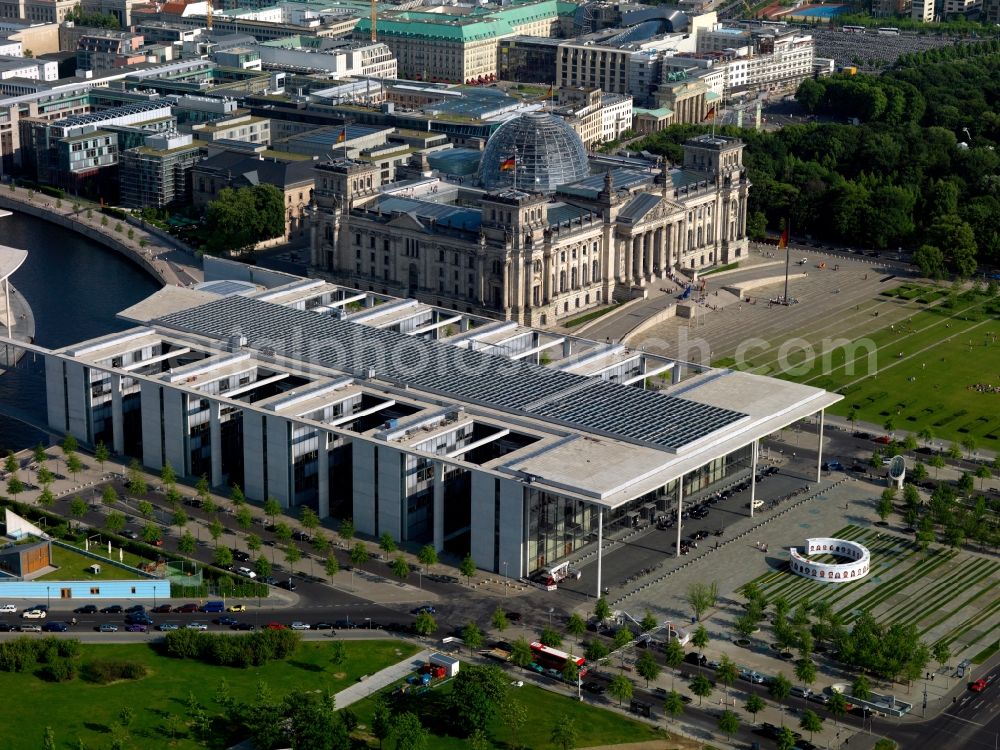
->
left=317, top=432, right=330, bottom=519
left=433, top=461, right=445, bottom=553
left=2, top=278, right=9, bottom=330
left=675, top=476, right=684, bottom=558
left=209, top=400, right=222, bottom=488
left=750, top=439, right=758, bottom=519
left=596, top=507, right=603, bottom=600
left=816, top=410, right=825, bottom=484
left=110, top=373, right=124, bottom=456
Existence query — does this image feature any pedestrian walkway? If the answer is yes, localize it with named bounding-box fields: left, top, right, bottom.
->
left=332, top=648, right=432, bottom=709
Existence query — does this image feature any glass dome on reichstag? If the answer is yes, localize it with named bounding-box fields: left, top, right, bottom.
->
left=479, top=112, right=590, bottom=193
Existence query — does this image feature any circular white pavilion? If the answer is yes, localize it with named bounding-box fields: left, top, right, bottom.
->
left=789, top=537, right=870, bottom=583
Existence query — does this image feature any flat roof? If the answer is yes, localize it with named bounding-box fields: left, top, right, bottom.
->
left=0, top=244, right=27, bottom=281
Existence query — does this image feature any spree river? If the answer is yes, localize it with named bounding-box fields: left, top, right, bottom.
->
left=0, top=210, right=159, bottom=452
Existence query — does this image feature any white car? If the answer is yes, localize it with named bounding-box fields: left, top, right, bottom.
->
left=236, top=566, right=257, bottom=579
left=21, top=609, right=46, bottom=619
left=19, top=624, right=42, bottom=632
left=290, top=621, right=310, bottom=630
left=185, top=622, right=208, bottom=630
left=0, top=604, right=16, bottom=613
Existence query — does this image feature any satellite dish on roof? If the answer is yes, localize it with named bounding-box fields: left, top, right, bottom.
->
left=888, top=455, right=906, bottom=489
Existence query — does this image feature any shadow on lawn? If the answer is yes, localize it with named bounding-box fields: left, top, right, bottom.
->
left=288, top=660, right=324, bottom=673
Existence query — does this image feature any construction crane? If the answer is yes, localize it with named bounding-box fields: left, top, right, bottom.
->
left=370, top=0, right=376, bottom=42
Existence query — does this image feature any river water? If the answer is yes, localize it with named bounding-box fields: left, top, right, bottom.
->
left=0, top=210, right=160, bottom=452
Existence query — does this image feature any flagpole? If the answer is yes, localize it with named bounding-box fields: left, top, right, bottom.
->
left=783, top=220, right=790, bottom=305
left=343, top=120, right=348, bottom=160
left=513, top=147, right=518, bottom=192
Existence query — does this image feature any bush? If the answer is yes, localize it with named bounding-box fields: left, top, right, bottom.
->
left=39, top=657, right=77, bottom=682
left=0, top=638, right=39, bottom=672
left=163, top=629, right=301, bottom=667
left=82, top=659, right=147, bottom=684
left=101, top=206, right=127, bottom=220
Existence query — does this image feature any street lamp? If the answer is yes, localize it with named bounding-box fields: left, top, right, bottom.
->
left=547, top=607, right=554, bottom=627
left=503, top=561, right=508, bottom=597
left=46, top=586, right=50, bottom=611
left=365, top=617, right=371, bottom=630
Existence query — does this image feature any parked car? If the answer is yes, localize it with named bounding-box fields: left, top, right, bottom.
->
left=213, top=616, right=238, bottom=627
left=173, top=603, right=199, bottom=613
left=231, top=549, right=251, bottom=562
left=290, top=621, right=311, bottom=630
left=236, top=566, right=257, bottom=579
left=123, top=530, right=140, bottom=540
left=227, top=604, right=247, bottom=613
left=821, top=460, right=844, bottom=471
left=276, top=580, right=297, bottom=591
left=157, top=623, right=180, bottom=631
left=313, top=622, right=335, bottom=630
left=21, top=609, right=46, bottom=620
left=790, top=685, right=812, bottom=699
left=151, top=604, right=173, bottom=614
left=73, top=604, right=98, bottom=614
left=185, top=622, right=208, bottom=631
left=232, top=622, right=255, bottom=631
left=740, top=669, right=766, bottom=684
left=266, top=622, right=288, bottom=630
left=125, top=613, right=153, bottom=626
left=125, top=624, right=147, bottom=633
left=0, top=604, right=16, bottom=614
left=411, top=605, right=436, bottom=615
left=100, top=605, right=123, bottom=614
left=334, top=619, right=357, bottom=629
left=873, top=435, right=892, bottom=445
left=42, top=621, right=68, bottom=632
left=808, top=692, right=830, bottom=705
left=98, top=623, right=119, bottom=633
left=970, top=678, right=988, bottom=692
left=583, top=681, right=605, bottom=694
left=684, top=652, right=707, bottom=666
left=505, top=611, right=522, bottom=622
left=292, top=530, right=311, bottom=542
left=19, top=624, right=42, bottom=633
left=124, top=604, right=146, bottom=614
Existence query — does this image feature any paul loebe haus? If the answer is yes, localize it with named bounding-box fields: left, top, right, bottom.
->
left=41, top=276, right=840, bottom=589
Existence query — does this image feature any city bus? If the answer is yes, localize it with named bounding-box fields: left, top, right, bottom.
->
left=877, top=27, right=900, bottom=35
left=530, top=642, right=587, bottom=679
left=842, top=25, right=865, bottom=33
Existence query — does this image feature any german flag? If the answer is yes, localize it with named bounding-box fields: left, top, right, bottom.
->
left=500, top=157, right=515, bottom=172
left=336, top=127, right=347, bottom=143
left=702, top=106, right=715, bottom=122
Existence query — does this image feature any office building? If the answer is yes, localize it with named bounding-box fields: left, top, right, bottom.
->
left=119, top=131, right=200, bottom=208
left=40, top=261, right=839, bottom=583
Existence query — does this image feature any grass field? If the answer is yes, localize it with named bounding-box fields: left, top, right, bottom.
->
left=38, top=544, right=148, bottom=581
left=749, top=285, right=1000, bottom=446
left=740, top=526, right=1000, bottom=654
left=348, top=678, right=666, bottom=750
left=0, top=640, right=418, bottom=750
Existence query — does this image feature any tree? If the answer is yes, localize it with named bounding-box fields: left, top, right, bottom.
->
left=975, top=464, right=992, bottom=490
left=608, top=674, right=634, bottom=707
left=209, top=518, right=224, bottom=547
left=229, top=483, right=245, bottom=508
left=142, top=522, right=161, bottom=546
left=718, top=710, right=740, bottom=741
left=640, top=609, right=658, bottom=632
left=768, top=673, right=792, bottom=723
left=776, top=726, right=797, bottom=750
left=501, top=699, right=527, bottom=750
left=795, top=659, right=817, bottom=692
left=105, top=510, right=125, bottom=534
left=745, top=693, right=766, bottom=724
left=300, top=506, right=320, bottom=538
left=449, top=664, right=509, bottom=733
left=562, top=658, right=579, bottom=685
left=686, top=580, right=718, bottom=621
left=263, top=497, right=281, bottom=526
left=213, top=546, right=233, bottom=569
left=35, top=486, right=53, bottom=507
left=378, top=532, right=397, bottom=559
left=928, top=214, right=977, bottom=277
left=126, top=459, right=146, bottom=496
left=42, top=727, right=56, bottom=750
left=510, top=637, right=533, bottom=668
left=337, top=517, right=355, bottom=547
left=284, top=544, right=302, bottom=573
left=584, top=639, right=609, bottom=664
left=462, top=622, right=484, bottom=654
left=716, top=655, right=738, bottom=699
left=66, top=454, right=83, bottom=481
left=172, top=509, right=188, bottom=536
left=827, top=690, right=848, bottom=728
left=388, top=711, right=428, bottom=750
left=957, top=472, right=975, bottom=496
left=61, top=433, right=78, bottom=456
left=94, top=441, right=110, bottom=472
left=417, top=544, right=438, bottom=574
left=912, top=462, right=928, bottom=482
left=35, top=465, right=52, bottom=488
left=323, top=555, right=339, bottom=579
left=247, top=534, right=262, bottom=556
left=691, top=624, right=709, bottom=651
left=236, top=506, right=254, bottom=534
left=203, top=184, right=286, bottom=256
left=136, top=500, right=153, bottom=520
left=594, top=596, right=612, bottom=622
left=853, top=674, right=872, bottom=700
left=372, top=698, right=392, bottom=749
left=178, top=531, right=196, bottom=555
left=913, top=244, right=945, bottom=279
left=689, top=673, right=712, bottom=706
left=663, top=690, right=685, bottom=725
left=563, top=612, right=587, bottom=645
left=932, top=641, right=950, bottom=672
left=491, top=606, right=509, bottom=633
left=69, top=497, right=87, bottom=525
left=663, top=639, right=684, bottom=689
left=550, top=716, right=579, bottom=750
left=459, top=554, right=476, bottom=585
left=930, top=454, right=946, bottom=478
left=160, top=461, right=177, bottom=489
left=389, top=555, right=410, bottom=583
left=255, top=555, right=272, bottom=579
left=948, top=443, right=963, bottom=462
left=636, top=648, right=661, bottom=688
left=32, top=443, right=48, bottom=466
left=413, top=610, right=436, bottom=637
left=799, top=708, right=824, bottom=741
left=541, top=626, right=563, bottom=648
left=311, top=534, right=329, bottom=570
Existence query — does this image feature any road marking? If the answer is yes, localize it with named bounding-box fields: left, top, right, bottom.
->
left=941, top=712, right=986, bottom=727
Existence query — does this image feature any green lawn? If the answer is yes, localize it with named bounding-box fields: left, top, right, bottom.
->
left=774, top=288, right=1000, bottom=445
left=38, top=544, right=148, bottom=581
left=349, top=679, right=666, bottom=749
left=1, top=640, right=418, bottom=750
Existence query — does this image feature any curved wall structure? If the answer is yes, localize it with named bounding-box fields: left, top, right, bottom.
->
left=789, top=537, right=870, bottom=583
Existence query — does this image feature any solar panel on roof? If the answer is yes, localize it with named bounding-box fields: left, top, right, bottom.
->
left=157, top=295, right=746, bottom=450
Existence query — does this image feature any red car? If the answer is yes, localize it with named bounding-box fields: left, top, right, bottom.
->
left=266, top=622, right=288, bottom=630
left=151, top=604, right=173, bottom=614
left=970, top=679, right=988, bottom=692
left=873, top=435, right=892, bottom=445
left=173, top=603, right=199, bottom=613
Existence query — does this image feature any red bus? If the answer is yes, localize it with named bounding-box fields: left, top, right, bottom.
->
left=530, top=642, right=587, bottom=678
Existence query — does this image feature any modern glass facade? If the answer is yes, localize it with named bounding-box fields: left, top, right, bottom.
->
left=479, top=112, right=590, bottom=194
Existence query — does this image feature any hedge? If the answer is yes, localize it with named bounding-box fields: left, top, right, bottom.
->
left=162, top=628, right=301, bottom=667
